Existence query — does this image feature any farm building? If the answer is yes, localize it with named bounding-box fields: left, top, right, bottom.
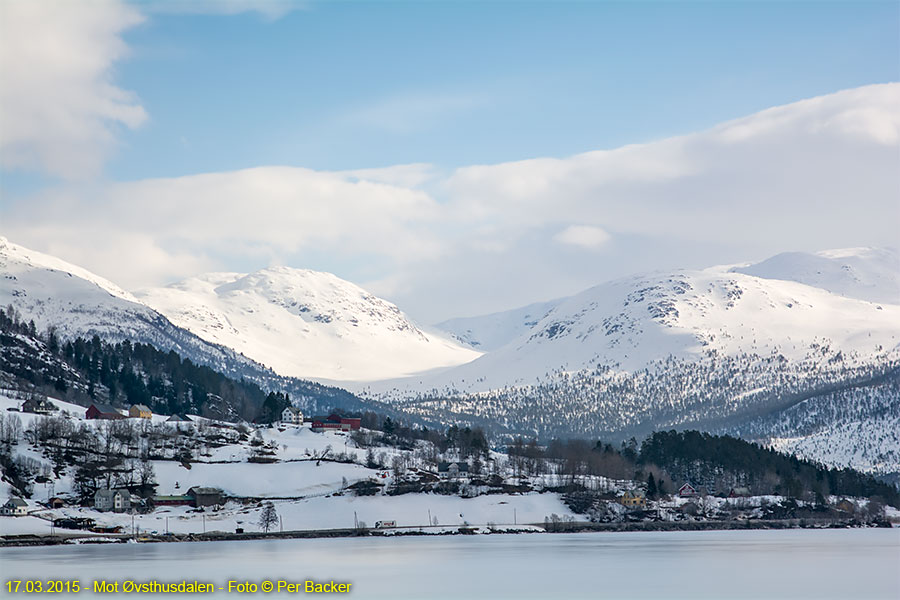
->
left=86, top=403, right=126, bottom=420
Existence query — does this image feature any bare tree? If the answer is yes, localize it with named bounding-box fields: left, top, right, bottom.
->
left=391, top=455, right=405, bottom=478
left=138, top=460, right=157, bottom=488
left=259, top=502, right=278, bottom=533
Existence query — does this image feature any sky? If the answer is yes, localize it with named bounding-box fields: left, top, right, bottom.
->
left=1, top=0, right=898, bottom=323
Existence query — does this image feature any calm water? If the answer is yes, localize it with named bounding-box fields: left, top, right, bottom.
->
left=2, top=529, right=898, bottom=599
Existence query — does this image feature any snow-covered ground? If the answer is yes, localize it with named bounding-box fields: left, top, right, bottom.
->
left=150, top=459, right=375, bottom=499
left=0, top=392, right=577, bottom=537
left=1, top=492, right=573, bottom=537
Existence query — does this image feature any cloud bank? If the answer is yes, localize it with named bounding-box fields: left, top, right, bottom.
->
left=5, top=84, right=899, bottom=320
left=0, top=0, right=146, bottom=179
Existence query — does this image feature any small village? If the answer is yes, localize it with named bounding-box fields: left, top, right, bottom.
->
left=1, top=393, right=894, bottom=546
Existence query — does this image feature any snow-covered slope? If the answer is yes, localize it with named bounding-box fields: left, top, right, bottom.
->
left=435, top=300, right=560, bottom=351
left=730, top=247, right=899, bottom=305
left=390, top=247, right=900, bottom=394
left=136, top=268, right=480, bottom=382
left=0, top=237, right=270, bottom=379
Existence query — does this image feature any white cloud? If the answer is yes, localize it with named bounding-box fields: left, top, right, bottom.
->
left=4, top=166, right=443, bottom=288
left=4, top=84, right=898, bottom=321
left=445, top=84, right=900, bottom=246
left=554, top=225, right=611, bottom=250
left=0, top=0, right=147, bottom=179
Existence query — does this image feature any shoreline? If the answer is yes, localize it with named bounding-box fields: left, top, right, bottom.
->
left=2, top=518, right=890, bottom=548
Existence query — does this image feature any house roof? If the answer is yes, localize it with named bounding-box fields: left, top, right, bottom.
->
left=311, top=415, right=343, bottom=424
left=89, top=403, right=122, bottom=415
left=24, top=397, right=54, bottom=406
left=188, top=487, right=223, bottom=496
left=5, top=498, right=27, bottom=507
left=167, top=413, right=193, bottom=422
left=283, top=406, right=301, bottom=415
left=131, top=404, right=151, bottom=412
left=438, top=462, right=469, bottom=471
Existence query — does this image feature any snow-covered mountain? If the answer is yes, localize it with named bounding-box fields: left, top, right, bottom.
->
left=135, top=268, right=480, bottom=382
left=730, top=247, right=899, bottom=305
left=436, top=300, right=560, bottom=352
left=2, top=237, right=898, bottom=474
left=0, top=237, right=261, bottom=378
left=369, top=248, right=900, bottom=477
left=0, top=237, right=478, bottom=383
left=418, top=247, right=900, bottom=395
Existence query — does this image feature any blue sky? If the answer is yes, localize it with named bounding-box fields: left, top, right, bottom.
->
left=72, top=1, right=900, bottom=181
left=1, top=0, right=898, bottom=320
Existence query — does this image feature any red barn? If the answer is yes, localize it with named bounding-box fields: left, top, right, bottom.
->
left=85, top=403, right=126, bottom=420
left=311, top=413, right=361, bottom=432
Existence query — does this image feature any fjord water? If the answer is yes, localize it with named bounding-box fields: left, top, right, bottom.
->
left=2, top=529, right=898, bottom=599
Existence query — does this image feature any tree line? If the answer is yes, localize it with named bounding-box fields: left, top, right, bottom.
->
left=1, top=306, right=276, bottom=422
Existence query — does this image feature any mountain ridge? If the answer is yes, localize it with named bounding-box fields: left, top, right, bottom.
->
left=414, top=247, right=900, bottom=395
left=3, top=237, right=898, bottom=475
left=135, top=266, right=481, bottom=382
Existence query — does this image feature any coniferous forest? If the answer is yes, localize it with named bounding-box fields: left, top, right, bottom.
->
left=2, top=306, right=292, bottom=421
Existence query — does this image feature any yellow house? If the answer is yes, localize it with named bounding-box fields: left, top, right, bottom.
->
left=620, top=490, right=647, bottom=509
left=129, top=404, right=152, bottom=419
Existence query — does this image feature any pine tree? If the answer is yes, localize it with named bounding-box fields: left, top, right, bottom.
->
left=647, top=473, right=658, bottom=499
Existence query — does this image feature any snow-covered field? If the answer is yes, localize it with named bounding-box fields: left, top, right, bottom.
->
left=2, top=492, right=572, bottom=537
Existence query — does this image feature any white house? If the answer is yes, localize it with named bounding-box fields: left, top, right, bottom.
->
left=281, top=406, right=303, bottom=425
left=438, top=462, right=470, bottom=480
left=94, top=489, right=131, bottom=513
left=1, top=498, right=28, bottom=516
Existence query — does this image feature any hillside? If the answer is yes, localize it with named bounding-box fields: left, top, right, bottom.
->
left=0, top=306, right=368, bottom=422
left=136, top=268, right=480, bottom=382
left=371, top=249, right=900, bottom=476
left=3, top=238, right=898, bottom=477
left=1, top=390, right=894, bottom=544
left=0, top=237, right=275, bottom=383
left=419, top=247, right=900, bottom=394
left=0, top=238, right=400, bottom=417
left=436, top=299, right=560, bottom=352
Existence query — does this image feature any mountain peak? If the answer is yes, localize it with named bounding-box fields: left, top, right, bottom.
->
left=137, top=267, right=481, bottom=382
left=0, top=236, right=141, bottom=305
left=729, top=246, right=899, bottom=304
left=416, top=246, right=900, bottom=394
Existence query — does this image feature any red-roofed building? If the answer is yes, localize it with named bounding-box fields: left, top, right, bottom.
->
left=85, top=403, right=126, bottom=420
left=678, top=483, right=698, bottom=498
left=311, top=413, right=361, bottom=432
